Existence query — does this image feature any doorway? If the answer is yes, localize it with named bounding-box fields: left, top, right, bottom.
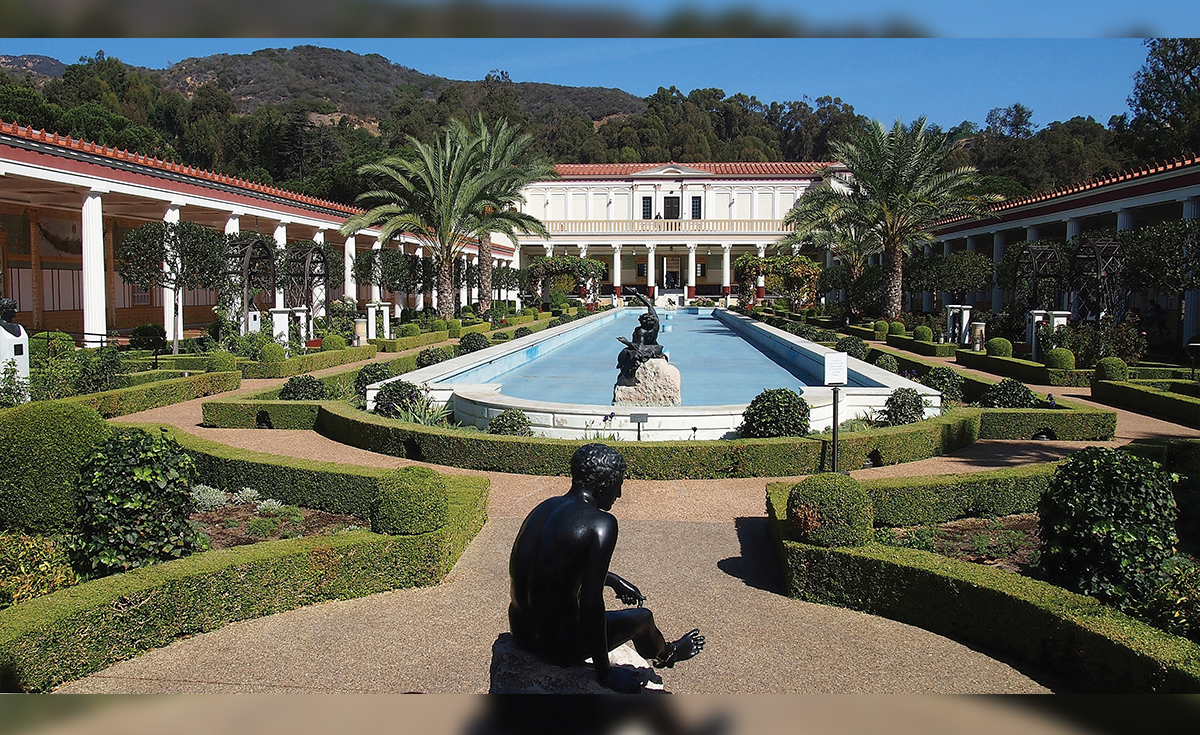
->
left=663, top=197, right=680, bottom=220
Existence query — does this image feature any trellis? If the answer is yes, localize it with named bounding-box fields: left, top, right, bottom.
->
left=281, top=239, right=343, bottom=314
left=226, top=234, right=277, bottom=331
left=1069, top=237, right=1128, bottom=322
left=1015, top=242, right=1064, bottom=311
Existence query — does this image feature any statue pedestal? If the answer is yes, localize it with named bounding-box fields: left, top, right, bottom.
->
left=613, top=358, right=682, bottom=406
left=0, top=322, right=29, bottom=381
left=489, top=633, right=664, bottom=693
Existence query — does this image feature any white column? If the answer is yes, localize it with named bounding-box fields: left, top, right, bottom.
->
left=273, top=222, right=287, bottom=308
left=646, top=244, right=657, bottom=296
left=470, top=254, right=479, bottom=304
left=612, top=244, right=623, bottom=298
left=577, top=244, right=588, bottom=259
left=81, top=190, right=107, bottom=347
left=704, top=185, right=713, bottom=221
left=585, top=187, right=593, bottom=220
left=756, top=243, right=767, bottom=298
left=162, top=205, right=181, bottom=343
left=1184, top=198, right=1200, bottom=344
left=922, top=244, right=934, bottom=312
left=313, top=230, right=327, bottom=319
left=749, top=187, right=758, bottom=220
left=371, top=238, right=383, bottom=303
left=1117, top=209, right=1135, bottom=232
left=686, top=242, right=697, bottom=302
left=543, top=243, right=554, bottom=258
left=413, top=244, right=424, bottom=311
left=721, top=243, right=732, bottom=297
left=1066, top=218, right=1082, bottom=241
left=343, top=235, right=356, bottom=303
left=224, top=214, right=240, bottom=237
left=991, top=231, right=1007, bottom=312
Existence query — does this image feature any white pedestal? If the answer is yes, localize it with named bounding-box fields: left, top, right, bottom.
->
left=970, top=322, right=986, bottom=352
left=946, top=304, right=973, bottom=345
left=1026, top=309, right=1049, bottom=360
left=269, top=308, right=290, bottom=345
left=292, top=307, right=310, bottom=342
left=366, top=302, right=378, bottom=340
left=354, top=318, right=367, bottom=347
left=0, top=323, right=30, bottom=381
left=243, top=309, right=261, bottom=336
left=378, top=303, right=391, bottom=339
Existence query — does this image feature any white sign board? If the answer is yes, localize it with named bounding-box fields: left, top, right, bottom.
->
left=824, top=351, right=847, bottom=386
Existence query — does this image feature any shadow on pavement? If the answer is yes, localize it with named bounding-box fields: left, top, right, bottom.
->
left=716, top=517, right=786, bottom=595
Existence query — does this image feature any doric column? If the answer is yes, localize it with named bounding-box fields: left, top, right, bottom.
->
left=26, top=208, right=43, bottom=330
left=721, top=243, right=732, bottom=300
left=104, top=216, right=116, bottom=328
left=471, top=254, right=480, bottom=304
left=611, top=244, right=623, bottom=299
left=686, top=243, right=697, bottom=301
left=646, top=244, right=657, bottom=298
left=704, top=185, right=713, bottom=222
left=273, top=222, right=287, bottom=309
left=543, top=243, right=554, bottom=258
left=81, top=190, right=107, bottom=346
left=370, top=238, right=383, bottom=303
left=1026, top=225, right=1040, bottom=241
left=1066, top=218, right=1082, bottom=241
left=756, top=243, right=767, bottom=300
left=225, top=215, right=241, bottom=237
left=1183, top=198, right=1200, bottom=344
left=749, top=187, right=758, bottom=220
left=344, top=235, right=357, bottom=304
left=991, top=231, right=1007, bottom=312
left=163, top=205, right=181, bottom=343
left=313, top=230, right=327, bottom=319
left=1116, top=209, right=1135, bottom=232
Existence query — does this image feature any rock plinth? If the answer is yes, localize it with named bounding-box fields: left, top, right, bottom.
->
left=489, top=633, right=665, bottom=693
left=613, top=358, right=681, bottom=406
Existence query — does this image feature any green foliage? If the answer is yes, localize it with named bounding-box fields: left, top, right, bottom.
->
left=834, top=335, right=869, bottom=360
left=416, top=347, right=451, bottom=368
left=189, top=484, right=228, bottom=512
left=488, top=408, right=534, bottom=437
left=354, top=362, right=394, bottom=403
left=739, top=388, right=811, bottom=438
left=457, top=331, right=490, bottom=355
left=321, top=333, right=347, bottom=351
left=979, top=378, right=1038, bottom=409
left=1044, top=347, right=1076, bottom=370
left=0, top=534, right=80, bottom=610
left=873, top=353, right=900, bottom=374
left=1095, top=356, right=1129, bottom=382
left=0, top=360, right=28, bottom=409
left=873, top=320, right=889, bottom=338
left=74, top=346, right=123, bottom=395
left=1037, top=447, right=1178, bottom=617
left=279, top=375, right=327, bottom=401
left=60, top=372, right=240, bottom=419
left=206, top=350, right=236, bottom=373
left=0, top=402, right=110, bottom=534
left=68, top=429, right=204, bottom=577
left=985, top=337, right=1013, bottom=357
left=372, top=467, right=448, bottom=535
left=881, top=387, right=927, bottom=426
left=259, top=343, right=286, bottom=363
left=888, top=321, right=906, bottom=335
left=913, top=325, right=934, bottom=343
left=919, top=366, right=964, bottom=402
left=1039, top=316, right=1146, bottom=368
left=128, top=324, right=166, bottom=352
left=785, top=473, right=873, bottom=548
left=398, top=323, right=421, bottom=338
left=373, top=380, right=425, bottom=419
left=427, top=319, right=448, bottom=333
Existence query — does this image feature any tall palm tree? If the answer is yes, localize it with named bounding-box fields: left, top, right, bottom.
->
left=786, top=117, right=999, bottom=318
left=454, top=117, right=556, bottom=316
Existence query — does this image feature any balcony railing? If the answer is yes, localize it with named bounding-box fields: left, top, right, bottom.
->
left=542, top=218, right=791, bottom=235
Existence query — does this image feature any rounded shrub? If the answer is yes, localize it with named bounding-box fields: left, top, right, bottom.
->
left=354, top=362, right=393, bottom=400
left=1036, top=447, right=1178, bottom=615
left=738, top=388, right=811, bottom=438
left=913, top=325, right=934, bottom=343
left=834, top=335, right=869, bottom=361
left=488, top=408, right=534, bottom=436
left=206, top=350, right=236, bottom=373
left=873, top=320, right=889, bottom=338
left=320, top=333, right=347, bottom=351
left=919, top=366, right=964, bottom=402
left=514, top=326, right=533, bottom=339
left=882, top=387, right=927, bottom=426
left=458, top=331, right=490, bottom=355
left=427, top=319, right=448, bottom=333
left=491, top=331, right=511, bottom=343
left=786, top=473, right=874, bottom=548
left=127, top=323, right=166, bottom=352
left=985, top=337, right=1013, bottom=357
left=372, top=466, right=448, bottom=535
left=1044, top=347, right=1076, bottom=370
left=978, top=377, right=1038, bottom=409
left=279, top=375, right=327, bottom=401
left=873, top=353, right=900, bottom=374
left=373, top=380, right=424, bottom=418
left=1094, top=356, right=1129, bottom=382
left=69, top=428, right=205, bottom=577
left=259, top=343, right=286, bottom=363
left=888, top=321, right=906, bottom=336
left=460, top=305, right=474, bottom=317
left=448, top=318, right=463, bottom=336
left=399, top=323, right=421, bottom=338
left=416, top=346, right=451, bottom=368
left=0, top=402, right=110, bottom=533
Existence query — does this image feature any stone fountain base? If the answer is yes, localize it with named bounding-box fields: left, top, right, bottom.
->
left=613, top=358, right=681, bottom=406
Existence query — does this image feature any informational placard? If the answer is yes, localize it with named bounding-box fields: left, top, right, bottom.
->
left=630, top=413, right=649, bottom=424
left=824, top=352, right=847, bottom=386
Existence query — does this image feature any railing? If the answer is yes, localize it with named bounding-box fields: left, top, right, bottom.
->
left=543, top=219, right=791, bottom=235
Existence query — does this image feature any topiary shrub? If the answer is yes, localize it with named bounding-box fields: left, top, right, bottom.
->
left=373, top=380, right=424, bottom=419
left=460, top=305, right=474, bottom=317
left=979, top=377, right=1038, bottom=408
left=0, top=402, right=111, bottom=534
left=457, top=332, right=490, bottom=355
left=491, top=331, right=511, bottom=343
left=488, top=408, right=534, bottom=436
left=417, top=346, right=451, bottom=368
left=919, top=366, right=964, bottom=402
left=873, top=320, right=889, bottom=339
left=206, top=350, right=236, bottom=373
left=427, top=319, right=448, bottom=333
left=1094, top=356, right=1128, bottom=382
left=448, top=318, right=463, bottom=337
left=786, top=473, right=874, bottom=548
left=68, top=429, right=205, bottom=577
left=354, top=362, right=393, bottom=401
left=881, top=387, right=927, bottom=426
left=514, top=326, right=533, bottom=339
left=1044, top=347, right=1076, bottom=370
left=279, top=375, right=327, bottom=401
left=127, top=324, right=166, bottom=352
left=985, top=337, right=1013, bottom=357
left=738, top=388, right=811, bottom=438
left=834, top=335, right=869, bottom=360
left=372, top=466, right=448, bottom=535
left=399, top=323, right=421, bottom=338
left=913, top=325, right=934, bottom=343
left=873, top=353, right=900, bottom=374
left=888, top=321, right=906, bottom=336
left=320, top=333, right=347, bottom=351
left=259, top=343, right=286, bottom=363
left=1036, top=446, right=1177, bottom=617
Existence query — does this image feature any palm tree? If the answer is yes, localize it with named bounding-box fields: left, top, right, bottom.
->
left=454, top=117, right=556, bottom=316
left=786, top=117, right=999, bottom=319
left=341, top=125, right=547, bottom=320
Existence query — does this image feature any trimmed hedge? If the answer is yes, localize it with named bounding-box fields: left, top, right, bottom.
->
left=1092, top=380, right=1200, bottom=429
left=239, top=345, right=377, bottom=379
left=368, top=331, right=449, bottom=353
left=785, top=474, right=873, bottom=547
left=0, top=466, right=488, bottom=692
left=56, top=372, right=241, bottom=419
left=459, top=322, right=491, bottom=336
left=123, top=353, right=213, bottom=373
left=985, top=337, right=1013, bottom=357
left=884, top=333, right=958, bottom=357
left=373, top=467, right=448, bottom=535
left=841, top=325, right=877, bottom=341
left=114, top=369, right=186, bottom=388
left=955, top=350, right=1093, bottom=388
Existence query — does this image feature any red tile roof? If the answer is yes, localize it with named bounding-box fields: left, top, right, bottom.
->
left=554, top=161, right=833, bottom=177
left=0, top=119, right=361, bottom=215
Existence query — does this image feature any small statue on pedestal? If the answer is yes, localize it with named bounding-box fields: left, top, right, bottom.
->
left=616, top=286, right=664, bottom=383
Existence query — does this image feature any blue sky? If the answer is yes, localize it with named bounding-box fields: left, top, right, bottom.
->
left=0, top=38, right=1151, bottom=131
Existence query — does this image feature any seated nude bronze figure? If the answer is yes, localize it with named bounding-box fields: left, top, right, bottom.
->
left=616, top=286, right=665, bottom=382
left=508, top=443, right=705, bottom=692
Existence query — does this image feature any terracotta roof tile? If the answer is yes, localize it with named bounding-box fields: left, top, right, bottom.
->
left=554, top=161, right=833, bottom=177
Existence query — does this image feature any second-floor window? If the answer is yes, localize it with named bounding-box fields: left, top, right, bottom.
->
left=642, top=197, right=652, bottom=220
left=691, top=196, right=702, bottom=219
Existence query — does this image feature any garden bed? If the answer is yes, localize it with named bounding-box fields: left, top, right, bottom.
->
left=885, top=333, right=959, bottom=357
left=1091, top=379, right=1200, bottom=429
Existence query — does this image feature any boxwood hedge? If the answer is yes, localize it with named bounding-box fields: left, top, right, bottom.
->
left=1092, top=380, right=1200, bottom=429
left=239, top=345, right=376, bottom=379
left=368, top=331, right=449, bottom=353
left=58, top=371, right=241, bottom=418
left=884, top=333, right=958, bottom=357
left=955, top=350, right=1093, bottom=387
